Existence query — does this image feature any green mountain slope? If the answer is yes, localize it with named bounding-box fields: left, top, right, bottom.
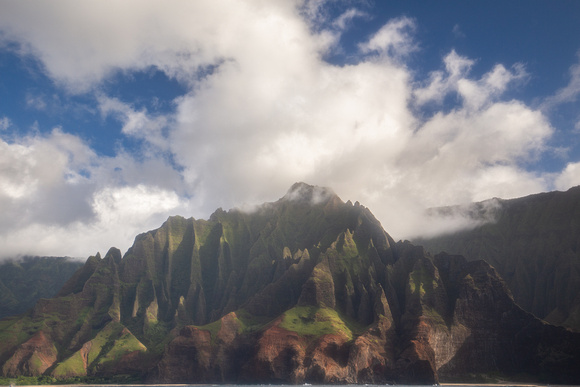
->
left=415, top=186, right=580, bottom=331
left=1, top=183, right=579, bottom=384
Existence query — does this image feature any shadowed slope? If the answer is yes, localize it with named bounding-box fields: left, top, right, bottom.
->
left=0, top=257, right=83, bottom=319
left=416, top=186, right=580, bottom=331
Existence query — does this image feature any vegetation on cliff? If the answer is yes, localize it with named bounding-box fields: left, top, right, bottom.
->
left=1, top=183, right=580, bottom=384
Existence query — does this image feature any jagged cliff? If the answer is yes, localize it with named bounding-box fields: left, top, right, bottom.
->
left=416, top=186, right=580, bottom=332
left=1, top=183, right=580, bottom=384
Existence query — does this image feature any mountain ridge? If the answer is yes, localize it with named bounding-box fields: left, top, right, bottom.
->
left=416, top=185, right=580, bottom=332
left=1, top=183, right=580, bottom=384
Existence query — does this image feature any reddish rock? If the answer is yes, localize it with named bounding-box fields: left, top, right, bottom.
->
left=156, top=326, right=212, bottom=382
left=242, top=322, right=306, bottom=383
left=108, top=350, right=153, bottom=377
left=303, top=334, right=351, bottom=383
left=2, top=331, right=57, bottom=377
left=216, top=312, right=240, bottom=344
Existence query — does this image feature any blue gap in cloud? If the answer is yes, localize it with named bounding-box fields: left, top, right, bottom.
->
left=0, top=50, right=119, bottom=156
left=98, top=67, right=188, bottom=163
left=102, top=67, right=187, bottom=113
left=533, top=104, right=580, bottom=175
left=0, top=50, right=57, bottom=136
left=0, top=49, right=189, bottom=162
left=325, top=0, right=580, bottom=108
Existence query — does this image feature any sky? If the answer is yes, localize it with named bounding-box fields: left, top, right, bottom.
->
left=0, top=0, right=579, bottom=259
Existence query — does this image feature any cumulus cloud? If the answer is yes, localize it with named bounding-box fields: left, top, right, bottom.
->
left=0, top=0, right=577, bottom=257
left=414, top=50, right=528, bottom=109
left=0, top=129, right=188, bottom=258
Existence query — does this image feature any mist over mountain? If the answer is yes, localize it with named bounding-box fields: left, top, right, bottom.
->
left=416, top=185, right=580, bottom=332
left=1, top=183, right=579, bottom=384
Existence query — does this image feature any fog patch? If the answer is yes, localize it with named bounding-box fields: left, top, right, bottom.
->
left=282, top=182, right=337, bottom=205
left=411, top=198, right=503, bottom=239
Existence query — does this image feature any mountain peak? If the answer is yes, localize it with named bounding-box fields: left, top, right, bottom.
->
left=282, top=182, right=339, bottom=204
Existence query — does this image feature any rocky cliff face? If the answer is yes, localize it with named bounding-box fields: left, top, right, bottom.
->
left=1, top=183, right=580, bottom=384
left=416, top=186, right=580, bottom=332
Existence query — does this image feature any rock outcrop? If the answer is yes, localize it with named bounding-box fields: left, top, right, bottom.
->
left=1, top=183, right=580, bottom=384
left=2, top=331, right=57, bottom=377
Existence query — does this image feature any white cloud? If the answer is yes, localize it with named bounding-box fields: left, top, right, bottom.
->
left=555, top=162, right=580, bottom=190
left=333, top=8, right=367, bottom=31
left=542, top=52, right=580, bottom=110
left=88, top=184, right=185, bottom=249
left=0, top=0, right=575, bottom=257
left=0, top=129, right=86, bottom=201
left=25, top=93, right=48, bottom=110
left=0, top=0, right=333, bottom=92
left=0, top=116, right=11, bottom=130
left=0, top=129, right=188, bottom=258
left=97, top=95, right=170, bottom=152
left=414, top=50, right=473, bottom=105
left=0, top=183, right=186, bottom=259
left=414, top=50, right=528, bottom=110
left=300, top=0, right=335, bottom=25
left=359, top=17, right=416, bottom=59
left=171, top=55, right=414, bottom=216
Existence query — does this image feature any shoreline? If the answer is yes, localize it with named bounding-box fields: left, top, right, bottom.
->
left=0, top=384, right=571, bottom=387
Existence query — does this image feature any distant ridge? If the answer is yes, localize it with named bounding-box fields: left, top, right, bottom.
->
left=416, top=185, right=580, bottom=332
left=0, top=256, right=83, bottom=319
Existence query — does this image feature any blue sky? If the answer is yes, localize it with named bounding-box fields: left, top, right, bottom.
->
left=0, top=0, right=579, bottom=258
